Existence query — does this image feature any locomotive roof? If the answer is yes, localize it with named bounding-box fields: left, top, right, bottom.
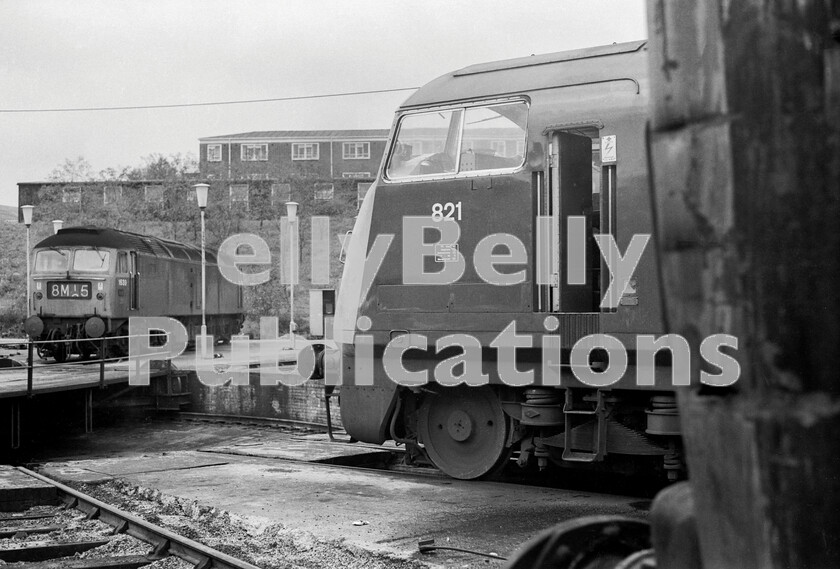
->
left=400, top=40, right=647, bottom=109
left=33, top=227, right=215, bottom=263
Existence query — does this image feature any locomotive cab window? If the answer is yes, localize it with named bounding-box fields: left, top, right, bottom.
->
left=73, top=249, right=111, bottom=272
left=34, top=249, right=69, bottom=273
left=385, top=100, right=527, bottom=181
left=117, top=252, right=129, bottom=273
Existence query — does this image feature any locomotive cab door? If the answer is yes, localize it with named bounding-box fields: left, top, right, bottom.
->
left=116, top=251, right=130, bottom=310
left=129, top=251, right=138, bottom=310
left=545, top=130, right=595, bottom=312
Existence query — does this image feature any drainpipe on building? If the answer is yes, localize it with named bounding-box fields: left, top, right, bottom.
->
left=330, top=139, right=334, bottom=178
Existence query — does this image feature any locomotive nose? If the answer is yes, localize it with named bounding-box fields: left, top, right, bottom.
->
left=24, top=315, right=44, bottom=338
left=84, top=316, right=106, bottom=338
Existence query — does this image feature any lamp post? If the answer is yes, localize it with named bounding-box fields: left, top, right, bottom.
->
left=52, top=219, right=63, bottom=234
left=194, top=183, right=209, bottom=358
left=21, top=205, right=34, bottom=316
left=285, top=201, right=298, bottom=350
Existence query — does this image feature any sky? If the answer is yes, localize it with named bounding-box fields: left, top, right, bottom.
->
left=0, top=0, right=648, bottom=207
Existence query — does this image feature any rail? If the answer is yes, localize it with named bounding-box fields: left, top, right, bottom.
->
left=16, top=467, right=263, bottom=569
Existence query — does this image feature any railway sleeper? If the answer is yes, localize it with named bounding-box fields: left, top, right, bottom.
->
left=3, top=468, right=262, bottom=569
left=0, top=539, right=111, bottom=563
left=5, top=554, right=166, bottom=569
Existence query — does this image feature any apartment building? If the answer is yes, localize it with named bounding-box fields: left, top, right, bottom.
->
left=198, top=129, right=387, bottom=204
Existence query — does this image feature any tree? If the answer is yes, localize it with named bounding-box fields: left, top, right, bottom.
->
left=129, top=153, right=197, bottom=180
left=98, top=165, right=133, bottom=180
left=48, top=156, right=94, bottom=182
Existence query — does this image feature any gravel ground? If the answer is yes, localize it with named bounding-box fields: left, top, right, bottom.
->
left=69, top=479, right=431, bottom=569
left=0, top=504, right=157, bottom=567
left=1, top=478, right=431, bottom=569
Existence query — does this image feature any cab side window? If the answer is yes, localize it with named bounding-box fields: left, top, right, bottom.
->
left=117, top=252, right=129, bottom=273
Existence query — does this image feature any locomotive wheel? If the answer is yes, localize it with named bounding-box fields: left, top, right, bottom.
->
left=417, top=385, right=509, bottom=480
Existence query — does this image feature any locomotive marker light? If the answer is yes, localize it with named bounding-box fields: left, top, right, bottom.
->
left=21, top=205, right=34, bottom=316
left=52, top=219, right=63, bottom=234
left=194, top=183, right=211, bottom=359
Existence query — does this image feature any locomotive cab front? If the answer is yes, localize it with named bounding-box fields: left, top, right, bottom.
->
left=25, top=243, right=121, bottom=362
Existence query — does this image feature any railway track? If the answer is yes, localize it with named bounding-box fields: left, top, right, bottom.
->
left=0, top=467, right=261, bottom=569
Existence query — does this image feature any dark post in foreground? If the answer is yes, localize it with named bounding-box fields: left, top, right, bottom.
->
left=646, top=1, right=840, bottom=567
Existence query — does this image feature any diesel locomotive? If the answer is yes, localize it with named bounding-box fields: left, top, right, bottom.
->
left=23, top=227, right=243, bottom=362
left=333, top=41, right=684, bottom=479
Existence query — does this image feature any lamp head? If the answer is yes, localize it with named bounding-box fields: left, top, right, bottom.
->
left=21, top=205, right=34, bottom=227
left=285, top=201, right=299, bottom=220
left=193, top=183, right=209, bottom=209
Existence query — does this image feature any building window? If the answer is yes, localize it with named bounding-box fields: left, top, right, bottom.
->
left=145, top=185, right=165, bottom=203
left=342, top=172, right=371, bottom=179
left=241, top=144, right=268, bottom=161
left=271, top=183, right=291, bottom=205
left=62, top=187, right=81, bottom=203
left=357, top=182, right=372, bottom=209
left=343, top=142, right=370, bottom=160
left=292, top=143, right=319, bottom=161
left=230, top=184, right=249, bottom=205
left=314, top=182, right=334, bottom=200
left=103, top=185, right=122, bottom=205
left=490, top=140, right=507, bottom=155
left=207, top=144, right=222, bottom=162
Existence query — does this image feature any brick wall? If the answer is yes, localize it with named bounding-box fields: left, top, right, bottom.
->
left=186, top=371, right=343, bottom=429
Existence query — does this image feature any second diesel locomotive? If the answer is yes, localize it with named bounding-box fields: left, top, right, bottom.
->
left=334, top=41, right=685, bottom=480
left=23, top=226, right=243, bottom=362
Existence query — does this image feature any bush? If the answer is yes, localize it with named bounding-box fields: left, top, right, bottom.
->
left=0, top=304, right=25, bottom=337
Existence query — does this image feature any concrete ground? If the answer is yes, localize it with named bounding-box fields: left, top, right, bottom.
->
left=3, top=338, right=652, bottom=566
left=21, top=419, right=651, bottom=567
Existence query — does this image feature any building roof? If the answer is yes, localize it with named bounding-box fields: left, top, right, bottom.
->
left=199, top=129, right=390, bottom=143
